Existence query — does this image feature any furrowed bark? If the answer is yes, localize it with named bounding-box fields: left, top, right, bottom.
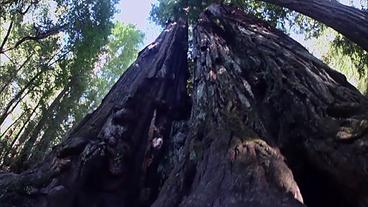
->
left=2, top=3, right=368, bottom=207
left=153, top=4, right=368, bottom=207
left=260, top=0, right=368, bottom=51
left=0, top=20, right=189, bottom=207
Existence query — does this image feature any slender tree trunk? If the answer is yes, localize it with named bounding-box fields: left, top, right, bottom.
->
left=0, top=91, right=48, bottom=165
left=0, top=20, right=13, bottom=53
left=27, top=90, right=80, bottom=166
left=0, top=70, right=44, bottom=126
left=27, top=108, right=66, bottom=165
left=0, top=109, right=29, bottom=139
left=10, top=86, right=69, bottom=171
left=0, top=53, right=33, bottom=95
left=2, top=85, right=35, bottom=121
left=0, top=108, right=32, bottom=161
left=260, top=0, right=368, bottom=51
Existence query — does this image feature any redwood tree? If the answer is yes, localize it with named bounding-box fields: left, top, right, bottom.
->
left=0, top=20, right=189, bottom=207
left=1, top=3, right=368, bottom=207
left=152, top=4, right=368, bottom=207
left=260, top=0, right=368, bottom=51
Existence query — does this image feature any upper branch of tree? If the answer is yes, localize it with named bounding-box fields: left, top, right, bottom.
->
left=260, top=0, right=368, bottom=51
left=0, top=21, right=14, bottom=53
left=1, top=24, right=64, bottom=54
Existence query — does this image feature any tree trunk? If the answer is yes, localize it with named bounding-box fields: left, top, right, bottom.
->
left=158, top=4, right=366, bottom=207
left=153, top=4, right=368, bottom=207
left=1, top=4, right=368, bottom=207
left=10, top=86, right=69, bottom=171
left=0, top=20, right=189, bottom=207
left=27, top=91, right=81, bottom=167
left=0, top=98, right=42, bottom=165
left=0, top=70, right=44, bottom=127
left=260, top=0, right=368, bottom=51
left=0, top=109, right=29, bottom=139
left=0, top=53, right=33, bottom=95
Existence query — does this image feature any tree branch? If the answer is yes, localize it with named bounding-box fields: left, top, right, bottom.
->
left=0, top=21, right=13, bottom=53
left=2, top=25, right=63, bottom=53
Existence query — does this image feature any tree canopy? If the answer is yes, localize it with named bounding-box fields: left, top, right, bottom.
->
left=0, top=0, right=143, bottom=171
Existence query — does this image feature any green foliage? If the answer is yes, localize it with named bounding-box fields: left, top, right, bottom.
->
left=100, top=22, right=144, bottom=83
left=84, top=22, right=144, bottom=110
left=318, top=30, right=368, bottom=94
left=297, top=0, right=368, bottom=94
left=0, top=0, right=142, bottom=170
left=288, top=13, right=325, bottom=39
left=150, top=0, right=306, bottom=31
left=332, top=36, right=368, bottom=78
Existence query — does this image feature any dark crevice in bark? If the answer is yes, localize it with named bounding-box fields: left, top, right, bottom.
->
left=152, top=4, right=368, bottom=207
left=283, top=146, right=352, bottom=207
left=200, top=4, right=368, bottom=207
left=0, top=20, right=189, bottom=207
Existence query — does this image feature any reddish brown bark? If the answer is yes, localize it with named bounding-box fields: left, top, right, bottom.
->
left=153, top=4, right=368, bottom=207
left=0, top=20, right=189, bottom=207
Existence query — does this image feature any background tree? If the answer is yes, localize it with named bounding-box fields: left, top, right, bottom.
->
left=0, top=20, right=189, bottom=206
left=0, top=0, right=143, bottom=171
